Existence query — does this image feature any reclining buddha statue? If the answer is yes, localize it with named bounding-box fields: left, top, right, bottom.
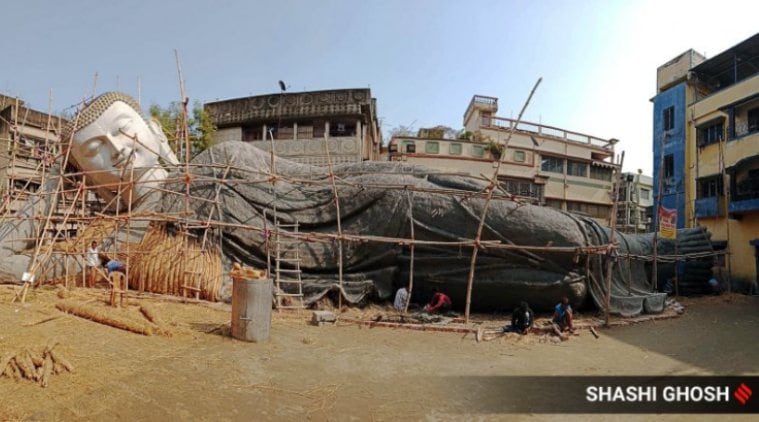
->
left=3, top=92, right=698, bottom=315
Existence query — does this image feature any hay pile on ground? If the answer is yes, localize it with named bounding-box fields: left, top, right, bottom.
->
left=0, top=342, right=73, bottom=388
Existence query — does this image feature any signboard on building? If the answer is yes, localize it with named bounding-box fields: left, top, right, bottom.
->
left=658, top=207, right=677, bottom=239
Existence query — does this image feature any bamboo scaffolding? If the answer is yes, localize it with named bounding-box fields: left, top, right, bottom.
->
left=1, top=84, right=647, bottom=317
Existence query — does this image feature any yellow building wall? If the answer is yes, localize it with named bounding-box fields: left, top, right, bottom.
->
left=684, top=85, right=700, bottom=228
left=724, top=133, right=759, bottom=168
left=689, top=77, right=759, bottom=287
left=692, top=73, right=759, bottom=119
left=699, top=216, right=759, bottom=285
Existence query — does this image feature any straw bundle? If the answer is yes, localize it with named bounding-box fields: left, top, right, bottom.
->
left=128, top=224, right=223, bottom=301
left=56, top=301, right=154, bottom=336
left=0, top=343, right=73, bottom=387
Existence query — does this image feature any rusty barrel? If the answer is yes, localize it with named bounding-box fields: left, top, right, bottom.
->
left=231, top=276, right=272, bottom=342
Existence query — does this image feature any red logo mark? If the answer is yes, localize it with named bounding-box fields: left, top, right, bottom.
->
left=734, top=383, right=752, bottom=405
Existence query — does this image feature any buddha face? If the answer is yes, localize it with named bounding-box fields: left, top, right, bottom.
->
left=70, top=100, right=178, bottom=201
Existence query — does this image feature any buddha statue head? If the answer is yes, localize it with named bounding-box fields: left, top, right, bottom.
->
left=62, top=92, right=179, bottom=206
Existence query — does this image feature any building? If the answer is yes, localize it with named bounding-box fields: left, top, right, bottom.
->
left=204, top=88, right=381, bottom=166
left=616, top=171, right=654, bottom=233
left=652, top=33, right=759, bottom=288
left=388, top=95, right=619, bottom=224
left=0, top=95, right=83, bottom=240
left=0, top=95, right=65, bottom=213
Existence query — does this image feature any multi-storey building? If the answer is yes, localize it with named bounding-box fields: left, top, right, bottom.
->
left=388, top=95, right=619, bottom=224
left=652, top=33, right=759, bottom=288
left=0, top=96, right=65, bottom=213
left=616, top=171, right=654, bottom=234
left=204, top=88, right=381, bottom=166
left=0, top=95, right=82, bottom=240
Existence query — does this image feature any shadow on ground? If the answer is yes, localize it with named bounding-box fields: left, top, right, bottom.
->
left=602, top=294, right=759, bottom=374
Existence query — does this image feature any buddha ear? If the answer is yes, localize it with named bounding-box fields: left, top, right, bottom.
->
left=148, top=118, right=180, bottom=165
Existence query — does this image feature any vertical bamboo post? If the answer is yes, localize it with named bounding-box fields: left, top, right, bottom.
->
left=81, top=176, right=87, bottom=288
left=464, top=78, right=541, bottom=323
left=125, top=158, right=135, bottom=297
left=404, top=190, right=415, bottom=313
left=652, top=132, right=668, bottom=292
left=674, top=189, right=679, bottom=297
left=604, top=151, right=624, bottom=326
left=322, top=133, right=344, bottom=309
left=720, top=138, right=732, bottom=293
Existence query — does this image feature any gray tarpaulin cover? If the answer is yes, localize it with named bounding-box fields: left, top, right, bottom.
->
left=157, top=141, right=711, bottom=315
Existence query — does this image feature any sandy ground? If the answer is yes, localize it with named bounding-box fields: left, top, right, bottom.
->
left=0, top=286, right=757, bottom=421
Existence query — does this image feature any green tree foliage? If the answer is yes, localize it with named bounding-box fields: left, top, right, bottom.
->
left=148, top=101, right=216, bottom=158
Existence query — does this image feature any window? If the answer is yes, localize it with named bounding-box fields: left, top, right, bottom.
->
left=313, top=121, right=325, bottom=138
left=663, top=154, right=675, bottom=192
left=513, top=150, right=526, bottom=162
left=449, top=143, right=462, bottom=155
left=242, top=125, right=264, bottom=141
left=663, top=106, right=675, bottom=131
left=541, top=156, right=564, bottom=173
left=736, top=169, right=759, bottom=198
left=402, top=141, right=416, bottom=153
left=329, top=122, right=356, bottom=137
left=566, top=201, right=611, bottom=219
left=590, top=166, right=612, bottom=181
left=698, top=176, right=723, bottom=198
left=471, top=145, right=484, bottom=157
left=425, top=142, right=439, bottom=154
left=481, top=112, right=492, bottom=126
left=748, top=108, right=759, bottom=134
left=617, top=187, right=627, bottom=202
left=640, top=188, right=650, bottom=200
left=663, top=155, right=674, bottom=178
left=499, top=178, right=544, bottom=202
left=698, top=121, right=724, bottom=146
left=566, top=160, right=588, bottom=177
left=544, top=198, right=563, bottom=210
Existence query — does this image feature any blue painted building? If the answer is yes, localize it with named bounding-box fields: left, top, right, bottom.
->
left=652, top=82, right=687, bottom=229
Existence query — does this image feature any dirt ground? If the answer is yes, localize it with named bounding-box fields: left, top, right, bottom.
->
left=0, top=285, right=757, bottom=421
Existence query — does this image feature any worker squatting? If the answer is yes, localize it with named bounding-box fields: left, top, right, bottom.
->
left=586, top=385, right=730, bottom=402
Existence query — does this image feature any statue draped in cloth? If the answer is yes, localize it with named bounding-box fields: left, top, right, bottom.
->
left=1, top=92, right=681, bottom=314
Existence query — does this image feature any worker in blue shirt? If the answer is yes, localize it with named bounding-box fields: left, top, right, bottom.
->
left=103, top=259, right=126, bottom=274
left=552, top=297, right=574, bottom=333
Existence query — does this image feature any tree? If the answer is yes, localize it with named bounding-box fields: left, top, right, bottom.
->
left=149, top=101, right=216, bottom=158
left=386, top=124, right=415, bottom=140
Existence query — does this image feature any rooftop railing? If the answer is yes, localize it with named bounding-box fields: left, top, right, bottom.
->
left=481, top=116, right=614, bottom=150
left=464, top=95, right=499, bottom=122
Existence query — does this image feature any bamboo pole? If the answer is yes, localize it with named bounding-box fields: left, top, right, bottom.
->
left=463, top=78, right=542, bottom=323
left=720, top=138, right=732, bottom=293
left=604, top=151, right=624, bottom=326
left=404, top=190, right=415, bottom=313
left=322, top=132, right=344, bottom=309
left=80, top=176, right=87, bottom=288
left=652, top=132, right=667, bottom=292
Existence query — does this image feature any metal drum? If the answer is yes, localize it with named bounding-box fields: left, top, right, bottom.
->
left=231, top=276, right=272, bottom=342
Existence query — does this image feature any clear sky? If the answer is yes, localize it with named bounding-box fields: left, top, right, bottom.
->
left=1, top=0, right=757, bottom=174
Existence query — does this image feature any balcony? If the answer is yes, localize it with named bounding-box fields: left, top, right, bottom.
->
left=695, top=196, right=724, bottom=218
left=729, top=197, right=759, bottom=215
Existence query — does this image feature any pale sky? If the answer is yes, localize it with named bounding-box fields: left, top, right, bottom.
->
left=1, top=0, right=757, bottom=174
